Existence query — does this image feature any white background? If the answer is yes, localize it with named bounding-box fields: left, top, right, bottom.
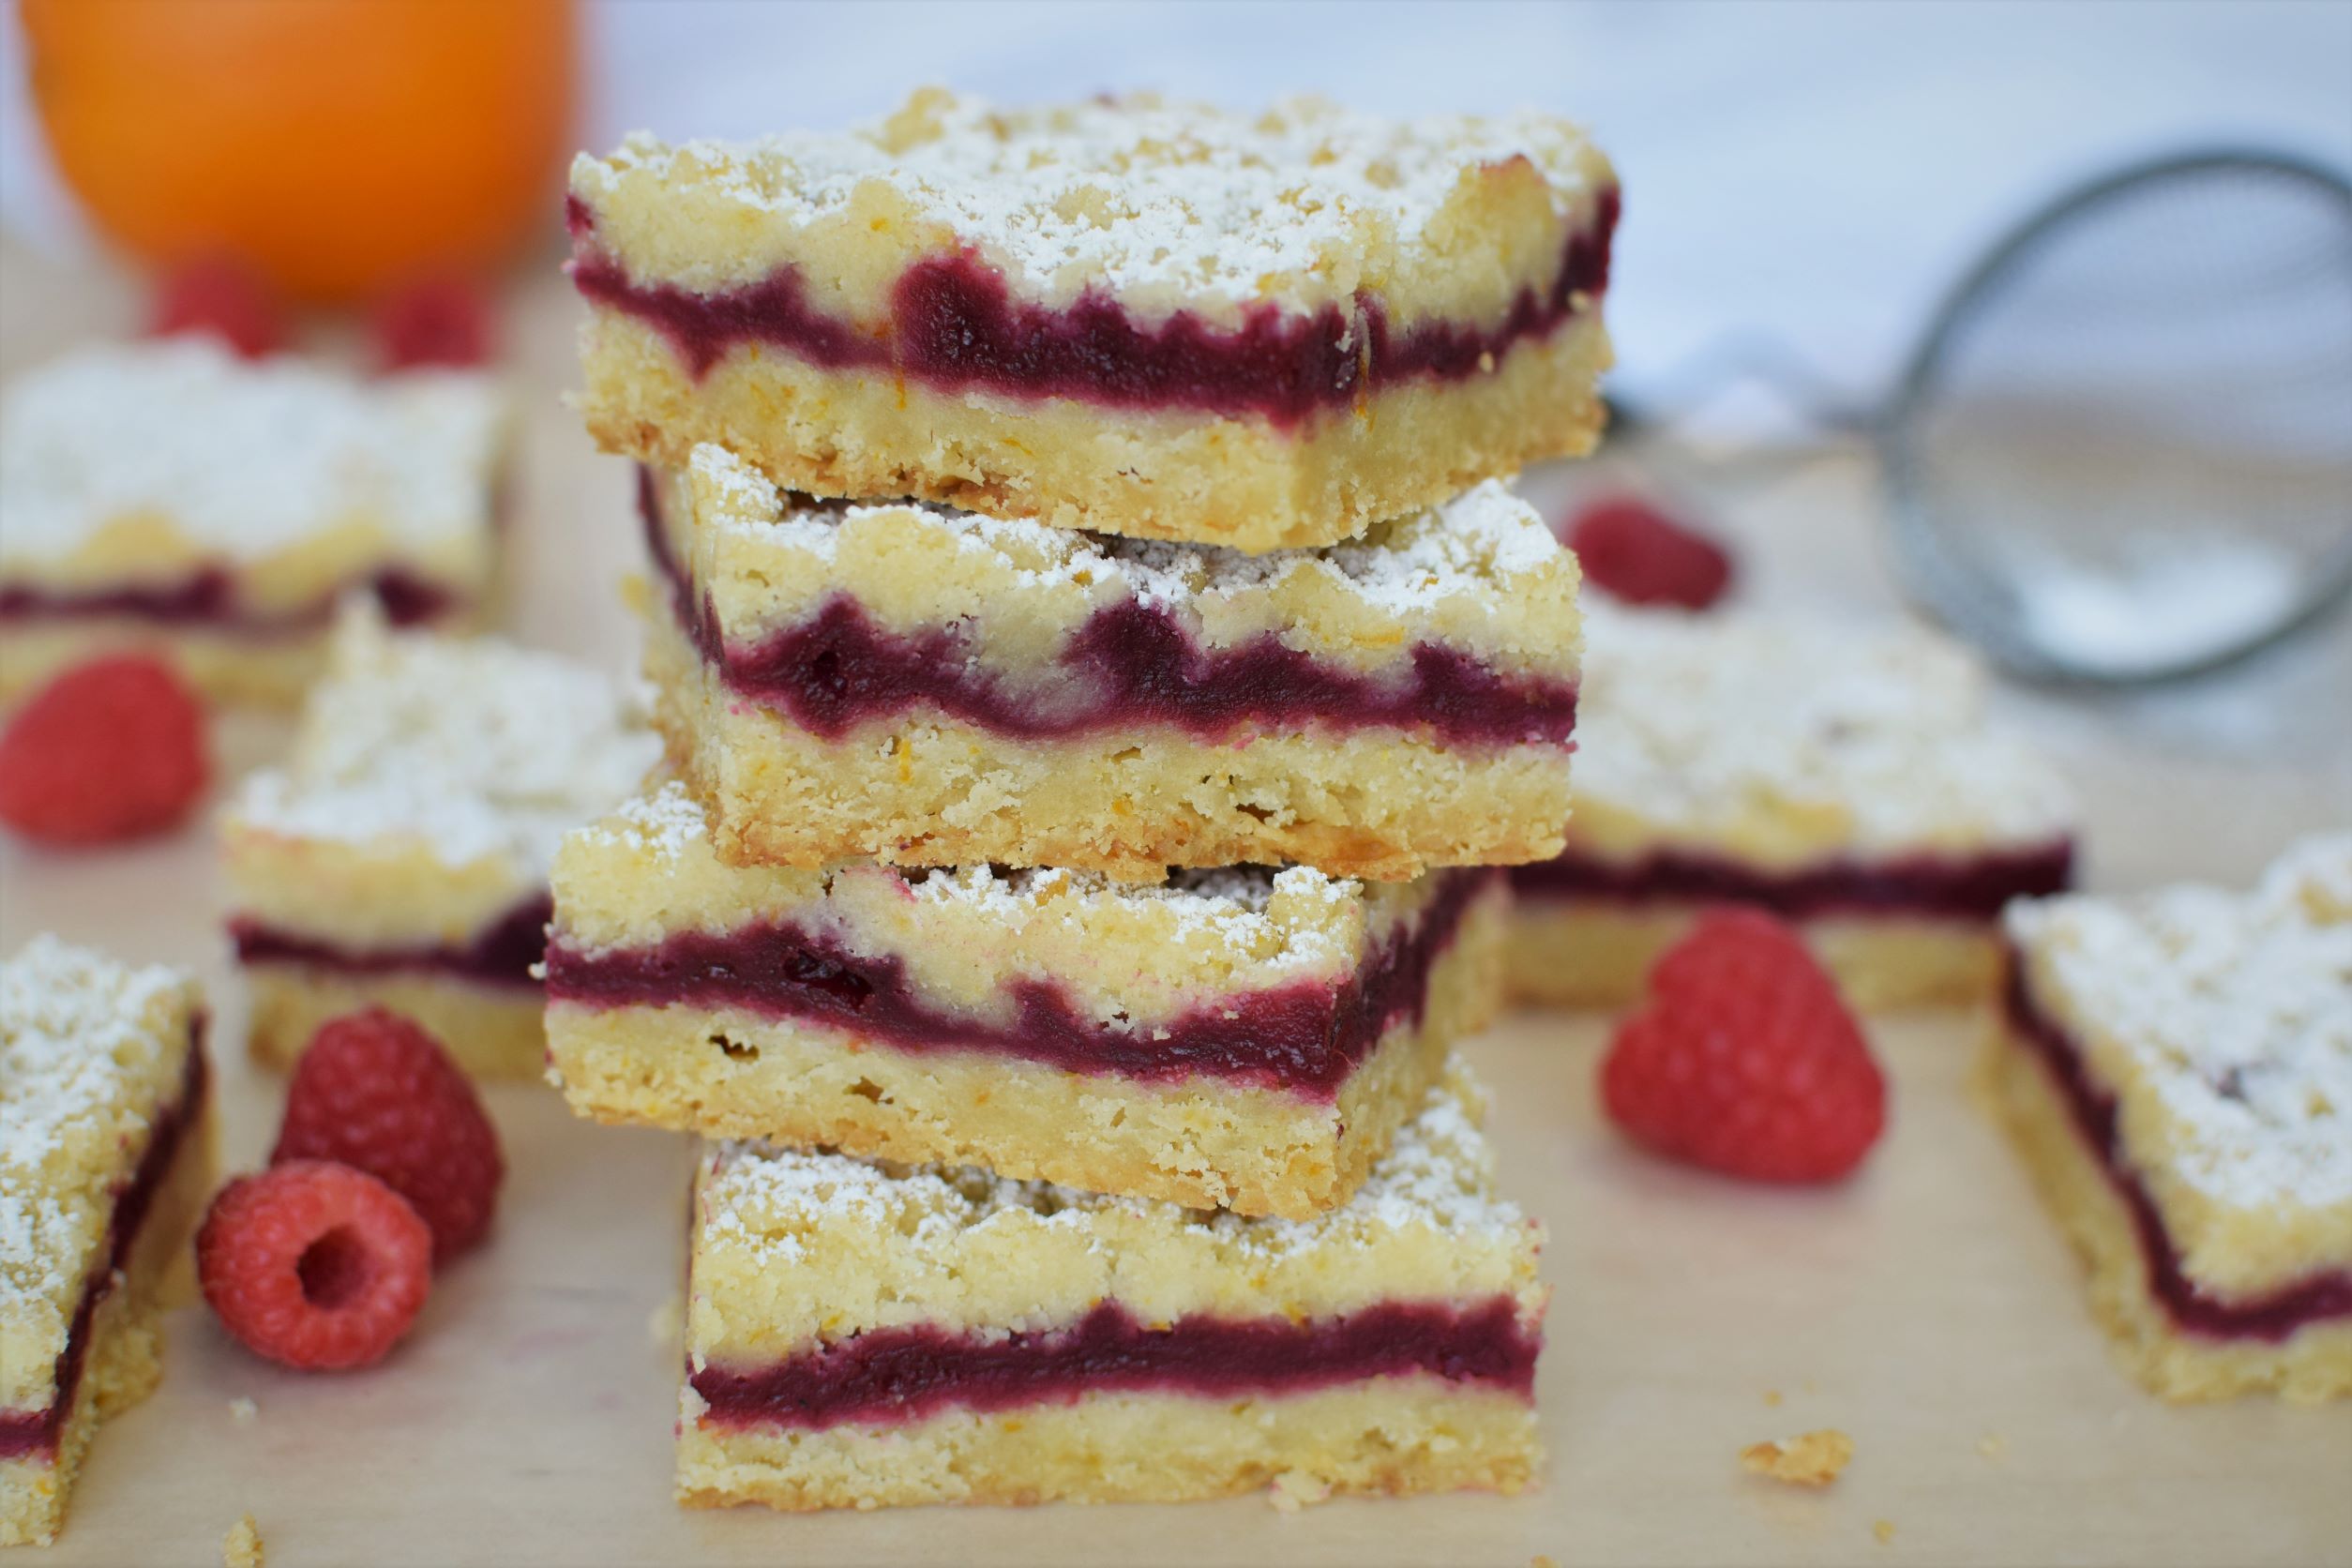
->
left=6, top=0, right=2350, bottom=403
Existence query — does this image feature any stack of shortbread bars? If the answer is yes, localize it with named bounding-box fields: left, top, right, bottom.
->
left=543, top=89, right=1619, bottom=1511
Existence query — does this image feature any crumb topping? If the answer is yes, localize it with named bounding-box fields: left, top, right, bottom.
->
left=577, top=88, right=1608, bottom=309
left=2, top=936, right=191, bottom=1397
left=585, top=778, right=1361, bottom=968
left=0, top=339, right=505, bottom=567
left=1575, top=604, right=2076, bottom=852
left=696, top=445, right=1566, bottom=621
left=2006, top=834, right=2351, bottom=1209
left=702, top=1066, right=1519, bottom=1266
left=229, top=611, right=660, bottom=873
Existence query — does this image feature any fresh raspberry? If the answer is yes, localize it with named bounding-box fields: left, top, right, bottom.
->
left=1564, top=494, right=1735, bottom=610
left=1600, top=908, right=1885, bottom=1183
left=0, top=656, right=209, bottom=846
left=370, top=278, right=496, bottom=371
left=197, top=1161, right=432, bottom=1371
left=146, top=256, right=288, bottom=358
left=273, top=1009, right=504, bottom=1263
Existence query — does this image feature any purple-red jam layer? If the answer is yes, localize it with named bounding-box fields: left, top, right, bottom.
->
left=230, top=894, right=553, bottom=989
left=0, top=1036, right=207, bottom=1461
left=692, top=1295, right=1538, bottom=1432
left=638, top=474, right=1578, bottom=747
left=0, top=566, right=460, bottom=636
left=547, top=869, right=1493, bottom=1098
left=2001, top=952, right=2352, bottom=1341
left=572, top=188, right=1616, bottom=428
left=1511, top=841, right=2076, bottom=920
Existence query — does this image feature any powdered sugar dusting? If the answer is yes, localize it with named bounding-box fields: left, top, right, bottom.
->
left=700, top=445, right=1566, bottom=619
left=2005, top=835, right=2352, bottom=1210
left=595, top=776, right=710, bottom=864
left=0, top=339, right=505, bottom=566
left=907, top=863, right=1349, bottom=969
left=701, top=1063, right=1522, bottom=1263
left=583, top=780, right=1356, bottom=969
left=579, top=89, right=1608, bottom=309
left=3, top=936, right=191, bottom=1393
left=1575, top=604, right=2076, bottom=852
left=229, top=611, right=660, bottom=874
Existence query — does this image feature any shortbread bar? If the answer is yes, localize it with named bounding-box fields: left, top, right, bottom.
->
left=0, top=337, right=509, bottom=706
left=3, top=938, right=216, bottom=1546
left=1509, top=606, right=2075, bottom=1010
left=677, top=1063, right=1544, bottom=1512
left=545, top=779, right=1504, bottom=1217
left=221, top=611, right=658, bottom=1078
left=1986, top=836, right=2351, bottom=1402
left=570, top=89, right=1617, bottom=551
left=641, top=449, right=1582, bottom=880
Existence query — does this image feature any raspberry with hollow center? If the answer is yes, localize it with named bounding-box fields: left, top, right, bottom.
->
left=1600, top=907, right=1885, bottom=1183
left=273, top=1009, right=504, bottom=1263
left=1564, top=494, right=1735, bottom=611
left=197, top=1161, right=431, bottom=1370
left=370, top=278, right=495, bottom=371
left=146, top=256, right=288, bottom=358
left=0, top=655, right=209, bottom=846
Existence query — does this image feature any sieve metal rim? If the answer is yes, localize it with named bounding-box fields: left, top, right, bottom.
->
left=1878, top=145, right=2352, bottom=686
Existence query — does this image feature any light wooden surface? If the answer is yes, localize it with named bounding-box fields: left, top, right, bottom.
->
left=3, top=240, right=2347, bottom=1567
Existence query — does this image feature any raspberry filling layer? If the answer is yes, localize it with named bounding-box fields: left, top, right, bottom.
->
left=547, top=869, right=1492, bottom=1097
left=229, top=894, right=553, bottom=989
left=1510, top=841, right=2076, bottom=920
left=693, top=1295, right=1538, bottom=1432
left=2002, top=954, right=2352, bottom=1340
left=641, top=474, right=1578, bottom=747
left=572, top=188, right=1616, bottom=429
left=1, top=1039, right=208, bottom=1460
left=0, top=566, right=460, bottom=637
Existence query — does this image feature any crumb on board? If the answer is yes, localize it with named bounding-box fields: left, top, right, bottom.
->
left=1978, top=1433, right=2005, bottom=1460
left=1875, top=1519, right=1896, bottom=1545
left=1762, top=1388, right=1783, bottom=1407
left=1532, top=1557, right=1560, bottom=1568
left=223, top=1514, right=263, bottom=1568
left=1268, top=1470, right=1331, bottom=1513
left=646, top=1294, right=682, bottom=1348
left=228, top=1397, right=258, bottom=1424
left=1741, top=1428, right=1855, bottom=1487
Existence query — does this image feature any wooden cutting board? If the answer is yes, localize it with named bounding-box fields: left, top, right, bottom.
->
left=3, top=240, right=2345, bottom=1567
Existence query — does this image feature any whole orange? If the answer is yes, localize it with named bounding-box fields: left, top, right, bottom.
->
left=23, top=0, right=577, bottom=304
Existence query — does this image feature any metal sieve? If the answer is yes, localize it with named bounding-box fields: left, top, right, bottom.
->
left=1882, top=148, right=2352, bottom=683
left=1614, top=146, right=2352, bottom=685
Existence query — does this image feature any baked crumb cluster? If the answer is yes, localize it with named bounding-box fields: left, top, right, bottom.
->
left=573, top=88, right=1614, bottom=324
left=1740, top=1429, right=1855, bottom=1488
left=1991, top=834, right=2352, bottom=1402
